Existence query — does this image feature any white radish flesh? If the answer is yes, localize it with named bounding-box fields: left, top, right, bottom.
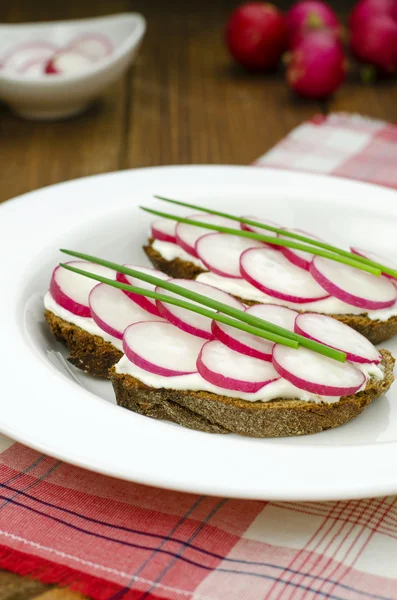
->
left=68, top=33, right=113, bottom=60
left=196, top=233, right=264, bottom=278
left=245, top=303, right=298, bottom=330
left=295, top=313, right=381, bottom=364
left=123, top=321, right=203, bottom=376
left=116, top=266, right=169, bottom=316
left=89, top=283, right=161, bottom=339
left=197, top=340, right=279, bottom=393
left=17, top=57, right=45, bottom=76
left=279, top=228, right=324, bottom=270
left=240, top=216, right=280, bottom=248
left=49, top=261, right=116, bottom=317
left=272, top=345, right=365, bottom=396
left=1, top=41, right=57, bottom=72
left=151, top=219, right=177, bottom=244
left=240, top=248, right=330, bottom=303
left=45, top=50, right=94, bottom=75
left=175, top=214, right=236, bottom=257
left=351, top=247, right=397, bottom=281
left=310, top=257, right=397, bottom=310
left=156, top=279, right=244, bottom=339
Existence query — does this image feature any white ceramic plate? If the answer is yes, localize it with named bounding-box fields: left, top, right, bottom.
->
left=1, top=166, right=397, bottom=501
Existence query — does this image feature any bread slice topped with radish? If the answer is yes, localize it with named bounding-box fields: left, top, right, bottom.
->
left=45, top=253, right=395, bottom=438
left=144, top=197, right=397, bottom=345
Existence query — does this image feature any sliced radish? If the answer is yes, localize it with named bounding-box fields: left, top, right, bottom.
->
left=197, top=340, right=279, bottom=393
left=123, top=321, right=203, bottom=376
left=245, top=304, right=298, bottom=330
left=116, top=266, right=169, bottom=317
left=211, top=321, right=274, bottom=361
left=89, top=283, right=160, bottom=339
left=272, top=345, right=365, bottom=396
left=175, top=214, right=236, bottom=257
left=279, top=228, right=324, bottom=270
left=151, top=219, right=177, bottom=244
left=351, top=247, right=397, bottom=281
left=49, top=261, right=116, bottom=317
left=17, top=57, right=46, bottom=76
left=68, top=33, right=113, bottom=61
left=295, top=313, right=381, bottom=364
left=45, top=50, right=94, bottom=75
left=1, top=41, right=57, bottom=72
left=310, top=257, right=397, bottom=310
left=240, top=248, right=330, bottom=304
left=240, top=216, right=280, bottom=248
left=155, top=279, right=244, bottom=339
left=196, top=233, right=264, bottom=278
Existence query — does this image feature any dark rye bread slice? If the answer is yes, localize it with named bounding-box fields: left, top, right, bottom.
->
left=110, top=349, right=395, bottom=438
left=144, top=241, right=397, bottom=345
left=45, top=310, right=123, bottom=378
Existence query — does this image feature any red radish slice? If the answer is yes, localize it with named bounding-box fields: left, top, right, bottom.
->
left=68, top=33, right=113, bottom=61
left=196, top=233, right=264, bottom=278
left=49, top=261, right=116, bottom=317
left=295, top=313, right=381, bottom=364
left=197, top=340, right=279, bottom=393
left=240, top=216, right=280, bottom=248
left=351, top=247, right=397, bottom=281
left=240, top=248, right=330, bottom=304
left=123, top=321, right=203, bottom=376
left=310, top=257, right=397, bottom=310
left=1, top=41, right=57, bottom=71
left=279, top=228, right=324, bottom=270
left=175, top=214, right=236, bottom=257
left=116, top=266, right=169, bottom=317
left=272, top=345, right=365, bottom=396
left=45, top=50, right=94, bottom=75
left=89, top=283, right=160, bottom=339
left=17, top=57, right=46, bottom=76
left=211, top=321, right=274, bottom=361
left=245, top=303, right=298, bottom=330
left=151, top=219, right=177, bottom=244
left=155, top=279, right=244, bottom=339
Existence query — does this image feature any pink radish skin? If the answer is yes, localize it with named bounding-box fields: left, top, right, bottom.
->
left=45, top=49, right=94, bottom=75
left=310, top=257, right=397, bottom=310
left=245, top=303, right=299, bottom=330
left=155, top=279, right=244, bottom=339
left=49, top=261, right=116, bottom=317
left=349, top=0, right=397, bottom=29
left=286, top=0, right=340, bottom=39
left=116, top=266, right=169, bottom=317
left=197, top=340, right=280, bottom=393
left=123, top=321, right=203, bottom=377
left=240, top=247, right=330, bottom=303
left=295, top=313, right=382, bottom=364
left=351, top=247, right=397, bottom=281
left=279, top=228, right=324, bottom=270
left=89, top=283, right=160, bottom=339
left=272, top=345, right=365, bottom=396
left=350, top=12, right=397, bottom=73
left=196, top=233, right=264, bottom=278
left=211, top=321, right=274, bottom=361
left=67, top=33, right=113, bottom=60
left=175, top=214, right=236, bottom=257
left=240, top=216, right=281, bottom=248
left=151, top=219, right=177, bottom=244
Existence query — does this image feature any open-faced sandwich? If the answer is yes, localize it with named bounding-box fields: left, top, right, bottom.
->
left=44, top=252, right=395, bottom=438
left=144, top=198, right=397, bottom=345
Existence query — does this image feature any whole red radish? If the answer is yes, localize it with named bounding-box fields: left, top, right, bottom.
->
left=225, top=2, right=287, bottom=70
left=349, top=0, right=397, bottom=29
left=286, top=30, right=346, bottom=99
left=286, top=1, right=340, bottom=43
left=350, top=12, right=397, bottom=73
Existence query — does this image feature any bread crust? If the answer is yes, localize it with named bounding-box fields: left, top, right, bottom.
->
left=144, top=241, right=397, bottom=345
left=110, top=350, right=395, bottom=438
left=45, top=310, right=123, bottom=378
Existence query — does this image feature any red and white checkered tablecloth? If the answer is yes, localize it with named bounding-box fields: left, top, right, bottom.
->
left=0, top=113, right=396, bottom=600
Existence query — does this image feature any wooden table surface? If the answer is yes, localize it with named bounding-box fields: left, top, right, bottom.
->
left=0, top=0, right=396, bottom=597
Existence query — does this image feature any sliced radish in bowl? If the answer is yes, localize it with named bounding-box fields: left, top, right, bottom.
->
left=240, top=216, right=280, bottom=247
left=351, top=247, right=397, bottom=281
left=197, top=340, right=280, bottom=393
left=295, top=313, right=381, bottom=364
left=196, top=233, right=264, bottom=278
left=123, top=321, right=203, bottom=376
left=175, top=214, right=236, bottom=257
left=310, top=257, right=397, bottom=310
left=279, top=228, right=324, bottom=270
left=67, top=33, right=113, bottom=61
left=116, top=266, right=169, bottom=317
left=1, top=41, right=57, bottom=72
left=89, top=283, right=161, bottom=339
left=45, top=50, right=94, bottom=75
left=240, top=248, right=330, bottom=303
left=156, top=279, right=244, bottom=339
left=151, top=219, right=177, bottom=244
left=49, top=261, right=116, bottom=317
left=245, top=303, right=298, bottom=330
left=272, top=345, right=365, bottom=396
left=17, top=57, right=46, bottom=76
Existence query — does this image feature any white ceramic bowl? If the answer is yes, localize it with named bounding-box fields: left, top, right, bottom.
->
left=0, top=13, right=146, bottom=120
